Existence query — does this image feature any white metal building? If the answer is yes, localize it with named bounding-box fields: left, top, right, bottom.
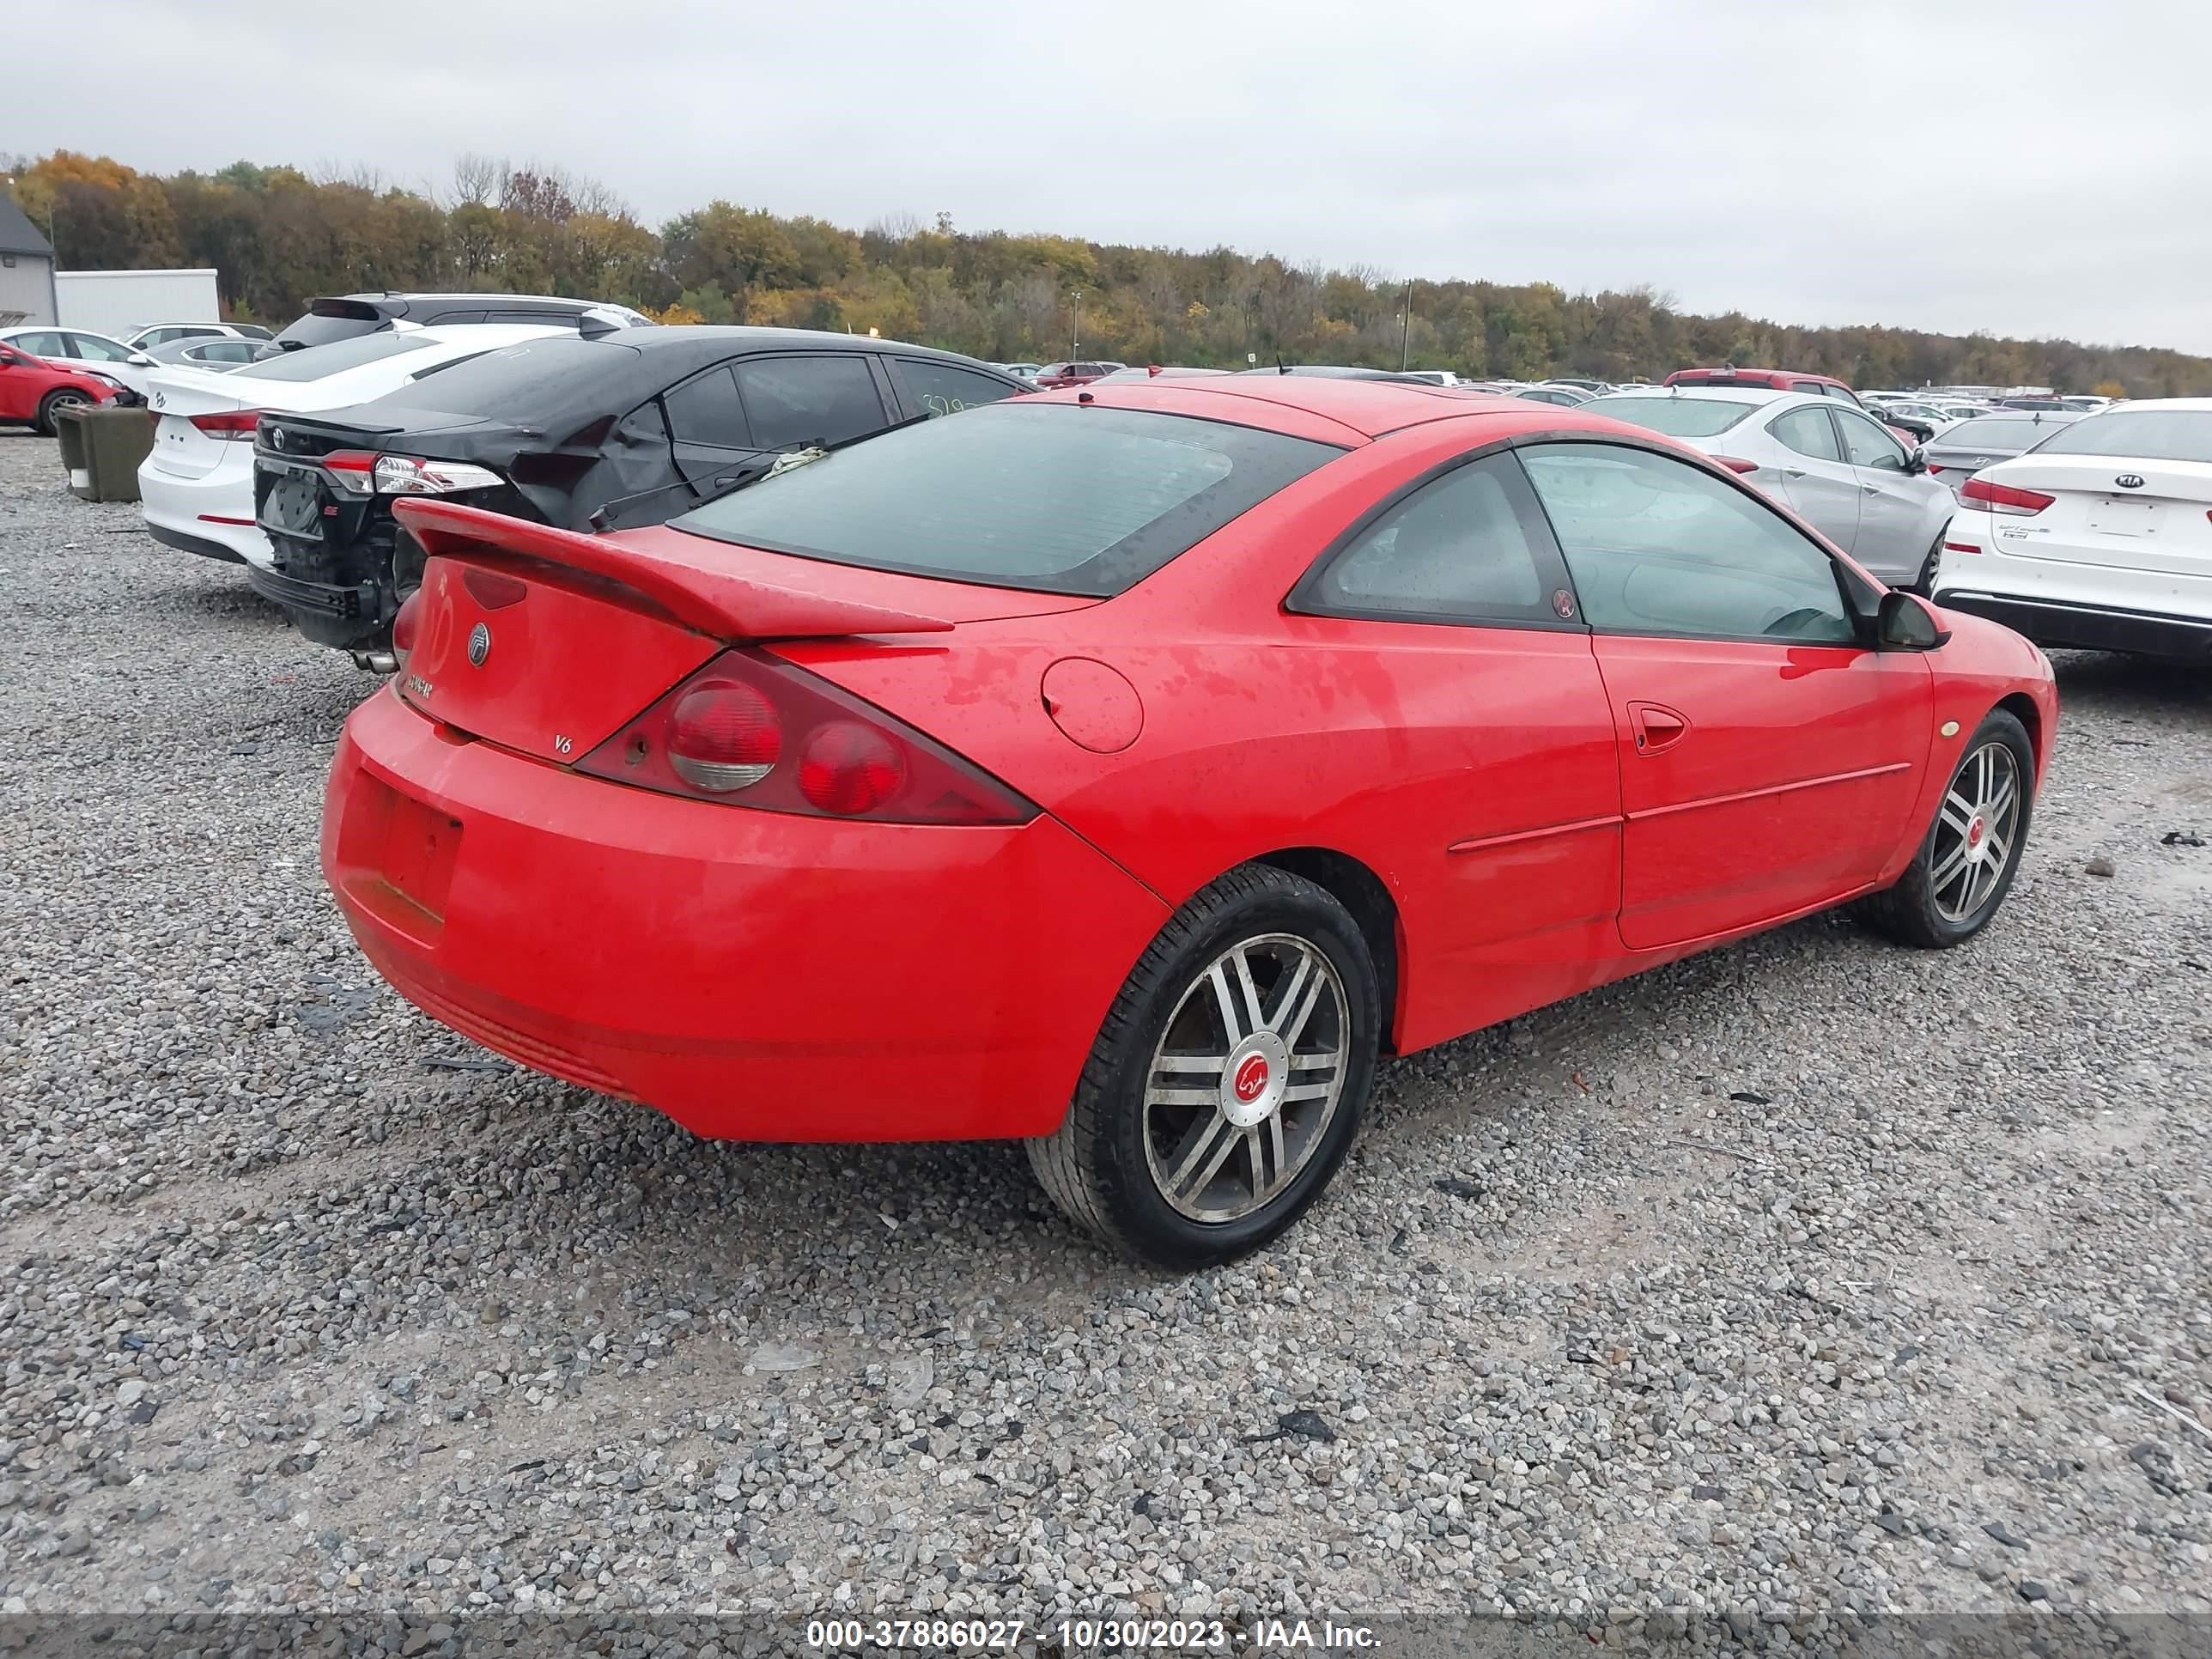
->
left=55, top=269, right=222, bottom=337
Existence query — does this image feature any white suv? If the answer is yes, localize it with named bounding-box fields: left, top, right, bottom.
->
left=1931, top=398, right=2212, bottom=660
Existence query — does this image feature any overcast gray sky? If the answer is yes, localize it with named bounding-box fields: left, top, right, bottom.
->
left=14, top=0, right=2210, bottom=351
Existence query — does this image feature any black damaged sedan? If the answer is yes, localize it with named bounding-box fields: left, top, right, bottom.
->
left=249, top=327, right=1029, bottom=666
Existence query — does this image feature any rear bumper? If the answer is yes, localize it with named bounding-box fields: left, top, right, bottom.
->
left=146, top=522, right=247, bottom=565
left=1933, top=589, right=2212, bottom=659
left=138, top=459, right=272, bottom=567
left=324, top=688, right=1169, bottom=1141
left=245, top=550, right=392, bottom=650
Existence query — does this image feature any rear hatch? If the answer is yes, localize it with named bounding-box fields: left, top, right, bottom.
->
left=1985, top=453, right=2212, bottom=577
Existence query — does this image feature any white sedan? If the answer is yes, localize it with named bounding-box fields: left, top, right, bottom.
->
left=138, top=324, right=569, bottom=568
left=1931, top=398, right=2212, bottom=660
left=1581, top=386, right=1958, bottom=587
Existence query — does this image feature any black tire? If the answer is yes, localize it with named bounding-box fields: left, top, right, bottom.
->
left=1911, top=532, right=1945, bottom=595
left=34, top=388, right=90, bottom=436
left=1861, top=708, right=2034, bottom=948
left=1027, top=865, right=1381, bottom=1269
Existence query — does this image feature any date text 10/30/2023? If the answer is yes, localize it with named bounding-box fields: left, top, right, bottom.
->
left=804, top=1618, right=1382, bottom=1650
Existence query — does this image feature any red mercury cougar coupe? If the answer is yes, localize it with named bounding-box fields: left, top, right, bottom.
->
left=324, top=376, right=2057, bottom=1267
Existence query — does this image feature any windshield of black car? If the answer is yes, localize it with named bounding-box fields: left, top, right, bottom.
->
left=672, top=403, right=1343, bottom=596
left=1585, top=395, right=1757, bottom=437
left=2028, top=409, right=2212, bottom=463
left=234, top=332, right=440, bottom=382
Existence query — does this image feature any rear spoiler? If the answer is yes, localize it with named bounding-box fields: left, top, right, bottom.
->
left=392, top=500, right=951, bottom=641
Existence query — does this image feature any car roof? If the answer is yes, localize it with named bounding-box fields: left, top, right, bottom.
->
left=1021, top=374, right=1634, bottom=441
left=2084, top=396, right=2212, bottom=412
left=399, top=323, right=577, bottom=350
left=590, top=325, right=1014, bottom=370
left=1670, top=367, right=1844, bottom=386
left=1595, top=385, right=1794, bottom=406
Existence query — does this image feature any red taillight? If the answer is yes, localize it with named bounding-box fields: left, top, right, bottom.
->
left=187, top=409, right=264, bottom=441
left=579, top=649, right=1034, bottom=825
left=1713, top=455, right=1760, bottom=475
left=1960, top=477, right=2054, bottom=516
left=668, top=680, right=782, bottom=793
left=1924, top=464, right=1947, bottom=475
left=323, top=450, right=377, bottom=495
left=391, top=587, right=425, bottom=660
left=798, top=722, right=903, bottom=815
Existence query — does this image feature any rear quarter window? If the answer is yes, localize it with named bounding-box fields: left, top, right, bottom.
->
left=672, top=402, right=1342, bottom=596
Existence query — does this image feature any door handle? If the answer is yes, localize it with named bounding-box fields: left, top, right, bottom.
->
left=1784, top=467, right=1807, bottom=479
left=1627, top=701, right=1690, bottom=755
left=1862, top=483, right=1881, bottom=495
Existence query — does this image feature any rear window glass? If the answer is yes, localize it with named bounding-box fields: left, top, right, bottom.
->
left=238, top=331, right=436, bottom=382
left=672, top=403, right=1342, bottom=596
left=1939, top=417, right=2047, bottom=449
left=2029, top=409, right=2212, bottom=464
left=1586, top=395, right=1756, bottom=437
left=269, top=311, right=385, bottom=351
left=379, top=336, right=640, bottom=411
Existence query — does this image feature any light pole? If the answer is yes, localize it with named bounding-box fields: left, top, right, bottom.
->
left=1400, top=280, right=1413, bottom=372
left=1071, top=289, right=1082, bottom=357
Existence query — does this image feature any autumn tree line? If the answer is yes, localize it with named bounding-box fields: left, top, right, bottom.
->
left=7, top=150, right=2208, bottom=398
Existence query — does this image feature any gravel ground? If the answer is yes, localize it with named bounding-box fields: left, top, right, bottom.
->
left=2, top=428, right=2208, bottom=1641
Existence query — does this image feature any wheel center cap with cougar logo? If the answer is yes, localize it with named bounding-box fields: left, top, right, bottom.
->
left=1966, top=816, right=1985, bottom=853
left=1222, top=1032, right=1289, bottom=1127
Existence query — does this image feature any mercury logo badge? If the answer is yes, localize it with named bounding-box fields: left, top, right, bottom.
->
left=2114, top=473, right=2146, bottom=489
left=467, top=622, right=491, bottom=666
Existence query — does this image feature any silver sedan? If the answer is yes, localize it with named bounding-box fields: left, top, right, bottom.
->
left=1583, top=386, right=1958, bottom=588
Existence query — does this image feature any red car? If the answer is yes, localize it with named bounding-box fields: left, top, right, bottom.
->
left=1032, top=360, right=1123, bottom=389
left=325, top=378, right=2057, bottom=1267
left=0, top=340, right=119, bottom=433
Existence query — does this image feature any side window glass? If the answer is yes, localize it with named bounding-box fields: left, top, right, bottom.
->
left=15, top=332, right=66, bottom=357
left=1518, top=443, right=1856, bottom=644
left=1303, top=454, right=1561, bottom=625
left=69, top=333, right=131, bottom=362
left=662, top=366, right=752, bottom=450
left=1768, top=406, right=1843, bottom=462
left=896, top=358, right=1020, bottom=418
left=1837, top=411, right=1907, bottom=471
left=733, top=356, right=886, bottom=450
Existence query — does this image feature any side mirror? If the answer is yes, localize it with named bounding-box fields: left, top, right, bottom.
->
left=128, top=352, right=154, bottom=367
left=1904, top=444, right=1928, bottom=475
left=1878, top=589, right=1950, bottom=650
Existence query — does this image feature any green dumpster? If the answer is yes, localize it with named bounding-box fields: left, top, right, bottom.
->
left=56, top=404, right=157, bottom=503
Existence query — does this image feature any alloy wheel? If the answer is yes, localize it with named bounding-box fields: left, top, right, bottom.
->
left=1140, top=933, right=1350, bottom=1223
left=1931, top=740, right=2022, bottom=924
